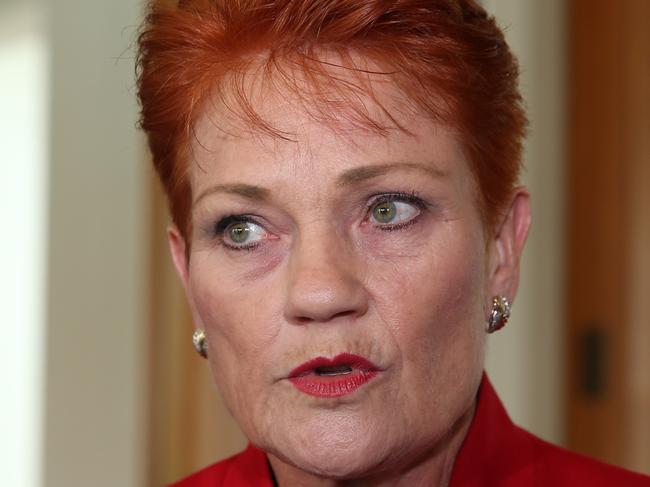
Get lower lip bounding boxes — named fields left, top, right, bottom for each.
left=289, top=370, right=379, bottom=398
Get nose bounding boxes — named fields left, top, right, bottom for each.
left=283, top=230, right=369, bottom=325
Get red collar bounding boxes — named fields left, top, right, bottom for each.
left=448, top=373, right=534, bottom=485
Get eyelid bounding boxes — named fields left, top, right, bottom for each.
left=366, top=191, right=426, bottom=212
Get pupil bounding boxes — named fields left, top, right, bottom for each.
left=374, top=202, right=395, bottom=223
left=230, top=224, right=249, bottom=243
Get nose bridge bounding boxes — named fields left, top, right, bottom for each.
left=283, top=221, right=368, bottom=324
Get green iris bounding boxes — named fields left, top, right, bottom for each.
left=373, top=201, right=397, bottom=223
left=229, top=223, right=251, bottom=243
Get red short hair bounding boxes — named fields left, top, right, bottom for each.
left=137, top=0, right=526, bottom=241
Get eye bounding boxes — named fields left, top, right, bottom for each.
left=215, top=216, right=268, bottom=250
left=368, top=193, right=423, bottom=229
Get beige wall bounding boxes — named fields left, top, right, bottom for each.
left=482, top=0, right=567, bottom=445
left=43, top=0, right=148, bottom=486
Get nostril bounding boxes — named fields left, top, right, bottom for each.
left=331, top=309, right=359, bottom=320
left=292, top=307, right=363, bottom=325
left=294, top=316, right=312, bottom=325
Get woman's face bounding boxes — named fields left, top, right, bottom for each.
left=170, top=75, right=527, bottom=479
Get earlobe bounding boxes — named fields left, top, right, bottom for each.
left=167, top=225, right=190, bottom=290
left=489, top=187, right=532, bottom=301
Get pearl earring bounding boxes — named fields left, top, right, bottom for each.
left=192, top=329, right=208, bottom=358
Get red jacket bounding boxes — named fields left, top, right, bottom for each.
left=171, top=375, right=650, bottom=486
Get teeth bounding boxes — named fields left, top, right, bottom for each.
left=315, top=365, right=353, bottom=376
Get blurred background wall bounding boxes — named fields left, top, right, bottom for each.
left=43, top=0, right=148, bottom=486
left=1, top=0, right=147, bottom=486
left=0, top=1, right=647, bottom=486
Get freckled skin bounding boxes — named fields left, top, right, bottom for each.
left=169, top=65, right=530, bottom=486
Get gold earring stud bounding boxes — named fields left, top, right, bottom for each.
left=192, top=329, right=208, bottom=358
left=487, top=295, right=511, bottom=333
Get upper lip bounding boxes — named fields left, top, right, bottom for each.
left=288, top=353, right=381, bottom=378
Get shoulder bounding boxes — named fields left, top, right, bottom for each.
left=169, top=456, right=232, bottom=487
left=513, top=425, right=650, bottom=486
left=451, top=374, right=650, bottom=486
left=168, top=444, right=275, bottom=487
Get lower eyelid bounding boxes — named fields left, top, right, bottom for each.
left=223, top=241, right=262, bottom=252
left=376, top=216, right=420, bottom=231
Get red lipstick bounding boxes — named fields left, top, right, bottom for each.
left=288, top=353, right=380, bottom=398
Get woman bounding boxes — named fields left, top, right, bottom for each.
left=136, top=1, right=650, bottom=485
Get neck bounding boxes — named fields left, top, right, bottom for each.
left=268, top=400, right=476, bottom=487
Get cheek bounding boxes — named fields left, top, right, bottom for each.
left=374, top=225, right=486, bottom=343
left=376, top=232, right=487, bottom=438
left=190, top=255, right=279, bottom=346
left=188, top=257, right=282, bottom=399
left=370, top=224, right=487, bottom=405
left=187, top=262, right=296, bottom=445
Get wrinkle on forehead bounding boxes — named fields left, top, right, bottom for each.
left=189, top=48, right=435, bottom=156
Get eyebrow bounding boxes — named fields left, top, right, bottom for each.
left=335, top=162, right=448, bottom=187
left=192, top=162, right=447, bottom=207
left=193, top=183, right=270, bottom=208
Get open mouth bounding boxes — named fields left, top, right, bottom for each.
left=288, top=353, right=380, bottom=398
left=314, top=364, right=353, bottom=376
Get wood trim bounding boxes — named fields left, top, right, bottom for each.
left=567, top=0, right=650, bottom=473
left=621, top=0, right=650, bottom=473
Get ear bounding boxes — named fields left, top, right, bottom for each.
left=167, top=224, right=191, bottom=292
left=168, top=226, right=209, bottom=340
left=487, top=187, right=531, bottom=303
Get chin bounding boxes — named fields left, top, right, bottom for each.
left=290, top=447, right=385, bottom=480
left=270, top=415, right=391, bottom=480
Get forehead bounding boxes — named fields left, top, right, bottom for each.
left=191, top=108, right=466, bottom=193
left=188, top=52, right=469, bottom=192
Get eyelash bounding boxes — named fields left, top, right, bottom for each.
left=213, top=190, right=426, bottom=252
